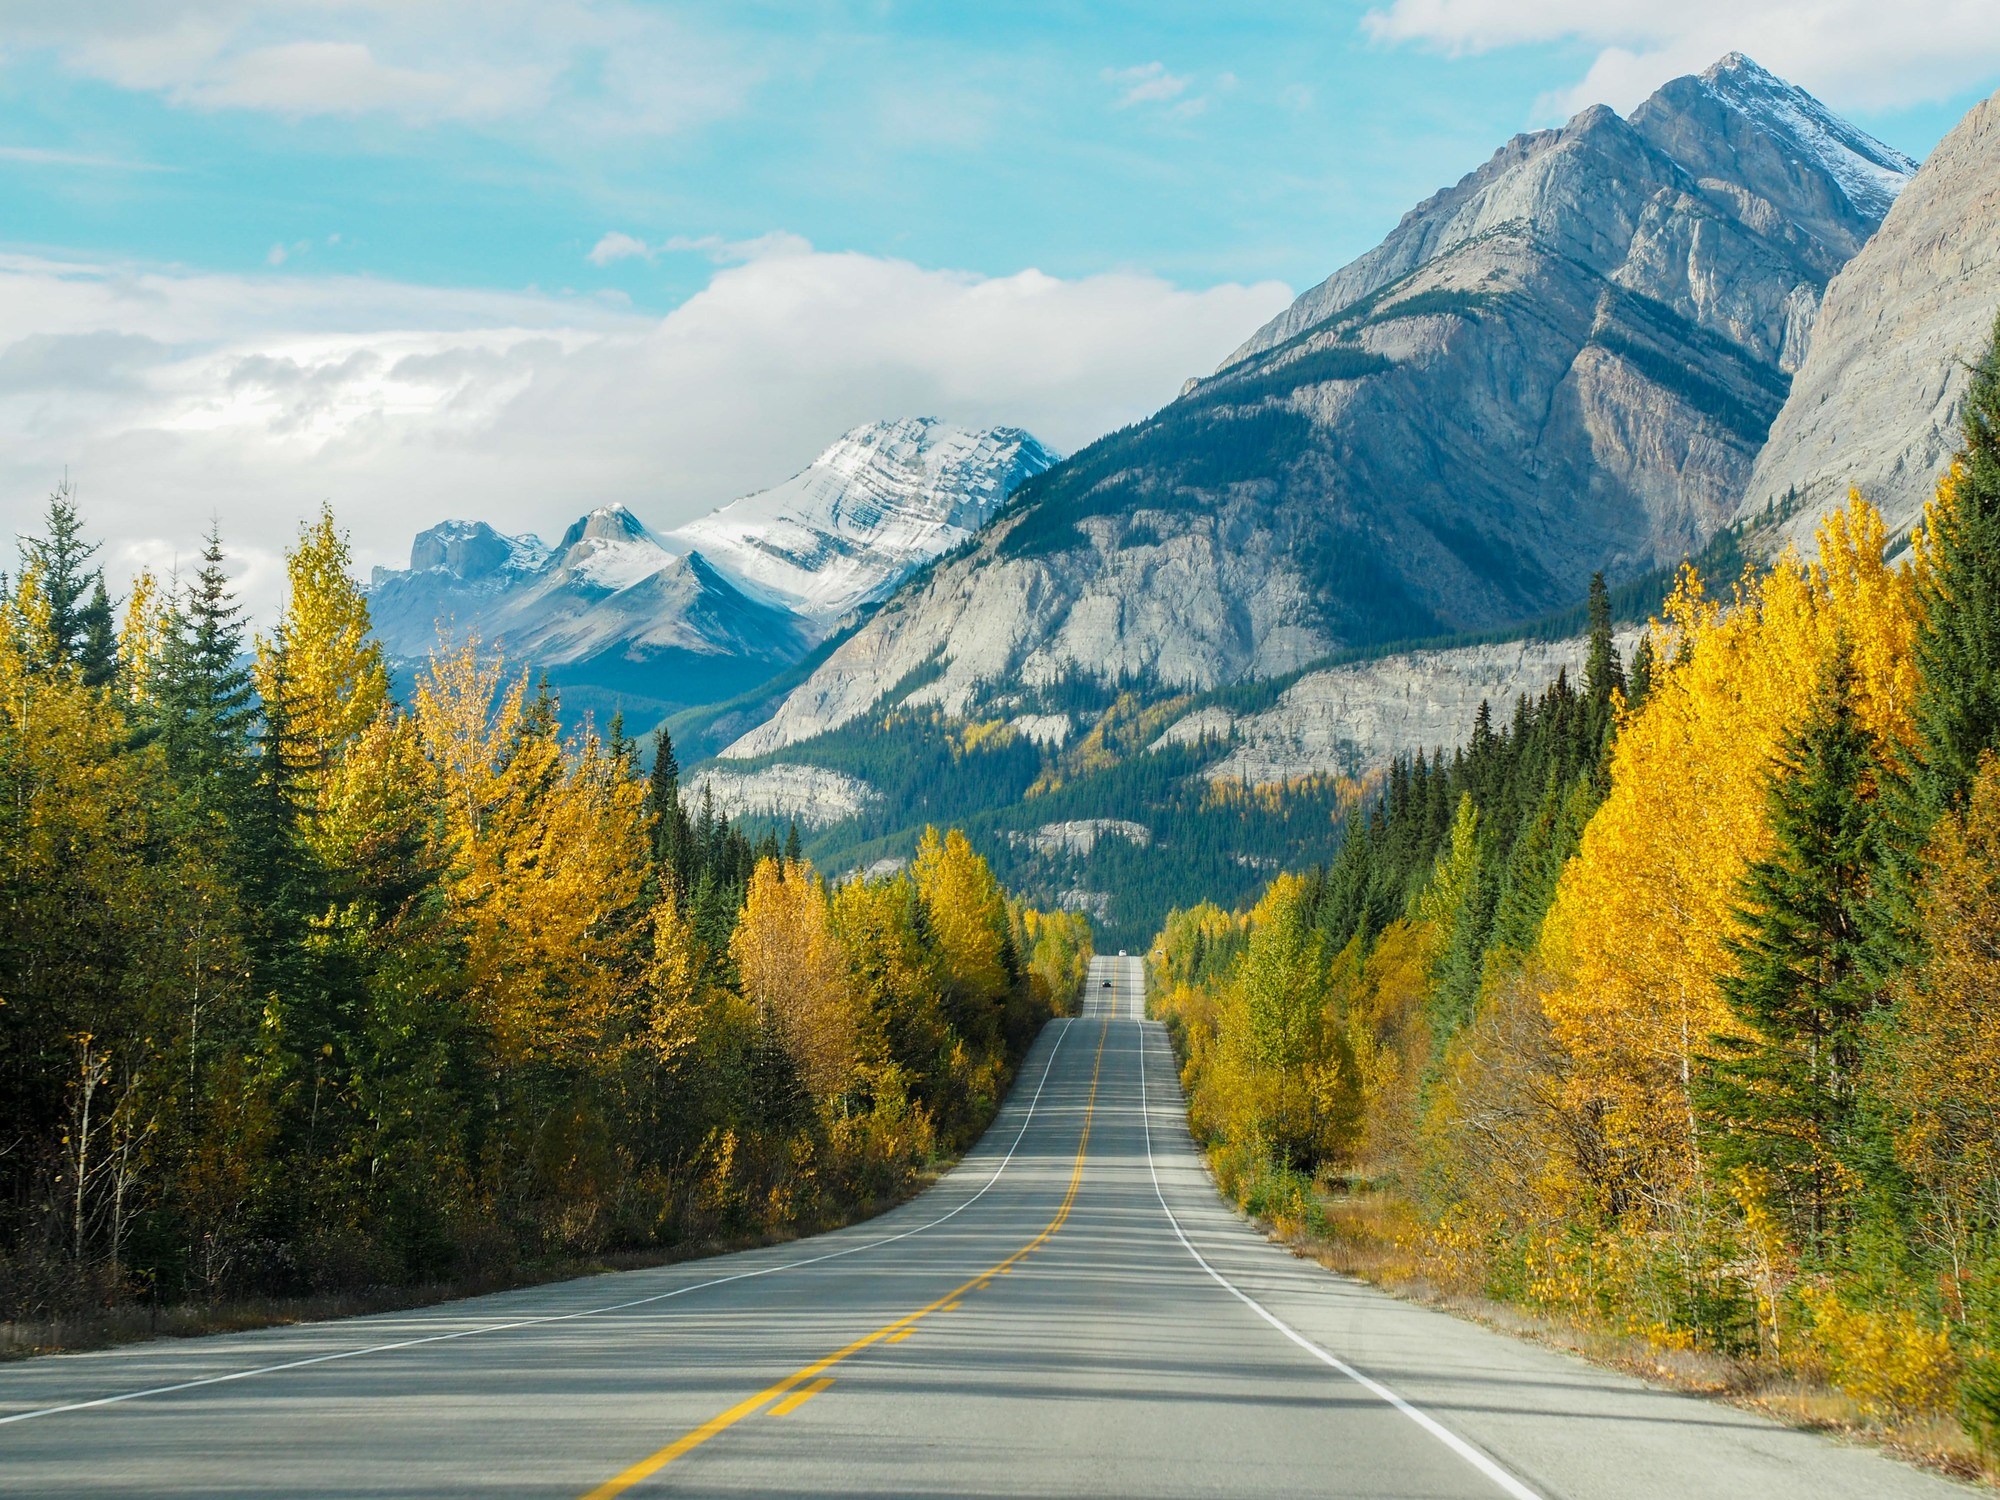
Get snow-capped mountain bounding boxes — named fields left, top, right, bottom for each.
left=670, top=418, right=1056, bottom=621
left=722, top=54, right=1913, bottom=759
left=1688, top=53, right=1918, bottom=222
left=366, top=419, right=1052, bottom=717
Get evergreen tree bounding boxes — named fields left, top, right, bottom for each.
left=154, top=526, right=258, bottom=804
left=1903, top=314, right=2000, bottom=821
left=1697, top=651, right=1878, bottom=1251
left=648, top=727, right=692, bottom=886
left=1627, top=632, right=1657, bottom=713
left=1873, top=314, right=2000, bottom=969
left=18, top=481, right=104, bottom=672
left=1584, top=571, right=1625, bottom=709
left=78, top=579, right=118, bottom=689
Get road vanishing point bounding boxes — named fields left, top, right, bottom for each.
left=0, top=957, right=1971, bottom=1498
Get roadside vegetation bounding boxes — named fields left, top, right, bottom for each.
left=1153, top=316, right=2000, bottom=1480
left=0, top=499, right=1091, bottom=1353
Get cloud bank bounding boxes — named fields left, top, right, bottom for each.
left=0, top=243, right=1290, bottom=618
left=1365, top=0, right=2000, bottom=116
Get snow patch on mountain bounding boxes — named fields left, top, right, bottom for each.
left=367, top=419, right=1053, bottom=691
left=669, top=418, right=1056, bottom=621
left=1695, top=53, right=1917, bottom=220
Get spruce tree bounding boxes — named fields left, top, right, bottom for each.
left=78, top=579, right=118, bottom=689
left=1872, top=313, right=2000, bottom=967
left=648, top=727, right=692, bottom=886
left=1697, top=650, right=1878, bottom=1251
left=1903, top=315, right=2000, bottom=819
left=1583, top=571, right=1625, bottom=709
left=19, top=481, right=104, bottom=671
left=155, top=527, right=258, bottom=804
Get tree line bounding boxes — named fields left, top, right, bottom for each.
left=1154, top=318, right=2000, bottom=1455
left=0, top=499, right=1091, bottom=1321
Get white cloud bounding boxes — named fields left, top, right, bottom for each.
left=16, top=2, right=751, bottom=133
left=1104, top=62, right=1192, bottom=109
left=0, top=246, right=1290, bottom=620
left=1364, top=0, right=2000, bottom=115
left=587, top=231, right=655, bottom=266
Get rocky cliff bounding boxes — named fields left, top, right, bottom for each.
left=724, top=55, right=1908, bottom=761
left=1737, top=87, right=2000, bottom=551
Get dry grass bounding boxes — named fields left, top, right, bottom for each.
left=0, top=1175, right=942, bottom=1365
left=1222, top=1175, right=2000, bottom=1490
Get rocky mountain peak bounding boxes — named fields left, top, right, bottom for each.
left=1738, top=83, right=2000, bottom=551
left=398, top=519, right=547, bottom=583
left=723, top=57, right=1908, bottom=762
left=559, top=504, right=655, bottom=550
left=1633, top=52, right=1916, bottom=239
left=669, top=417, right=1057, bottom=618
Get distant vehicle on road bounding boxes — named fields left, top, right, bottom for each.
left=1118, top=949, right=1126, bottom=957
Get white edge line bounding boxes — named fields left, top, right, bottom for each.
left=1135, top=1007, right=1546, bottom=1500
left=0, top=1013, right=1082, bottom=1429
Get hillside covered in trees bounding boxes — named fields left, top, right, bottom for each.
left=1154, top=318, right=2000, bottom=1463
left=0, top=500, right=1090, bottom=1327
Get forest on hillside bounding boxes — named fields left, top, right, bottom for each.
left=0, top=502, right=1090, bottom=1327
left=1154, top=317, right=2000, bottom=1461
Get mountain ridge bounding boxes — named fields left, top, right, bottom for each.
left=721, top=54, right=1910, bottom=763
left=365, top=418, right=1054, bottom=718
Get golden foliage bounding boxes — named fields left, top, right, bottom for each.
left=734, top=858, right=858, bottom=1101
left=912, top=826, right=1010, bottom=1010
left=1538, top=496, right=1917, bottom=1201
left=1876, top=754, right=2000, bottom=1258
left=414, top=644, right=651, bottom=1066
left=254, top=503, right=390, bottom=818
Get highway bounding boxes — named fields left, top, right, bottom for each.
left=0, top=955, right=1970, bottom=1498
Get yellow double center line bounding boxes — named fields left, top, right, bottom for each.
left=581, top=1011, right=1113, bottom=1499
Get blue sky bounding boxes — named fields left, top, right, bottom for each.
left=7, top=3, right=1992, bottom=307
left=3, top=2, right=1998, bottom=611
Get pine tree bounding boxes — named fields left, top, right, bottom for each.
left=1697, top=650, right=1878, bottom=1250
left=155, top=526, right=258, bottom=805
left=1872, top=314, right=2000, bottom=969
left=78, top=580, right=118, bottom=689
left=1584, top=571, right=1625, bottom=709
left=18, top=481, right=104, bottom=672
left=1904, top=314, right=2000, bottom=821
left=648, top=728, right=693, bottom=888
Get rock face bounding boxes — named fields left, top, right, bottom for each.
left=726, top=56, right=1907, bottom=760
left=673, top=418, right=1056, bottom=622
left=1010, top=820, right=1153, bottom=857
left=1164, top=633, right=1641, bottom=788
left=684, top=764, right=882, bottom=830
left=1737, top=87, right=2000, bottom=551
left=367, top=418, right=1051, bottom=712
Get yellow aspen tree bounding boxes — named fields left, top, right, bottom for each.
left=733, top=857, right=857, bottom=1102
left=911, top=826, right=1010, bottom=1008
left=255, top=504, right=390, bottom=820
left=1538, top=496, right=1917, bottom=1206
left=414, top=647, right=650, bottom=1065
left=647, top=890, right=706, bottom=1071
left=117, top=569, right=166, bottom=708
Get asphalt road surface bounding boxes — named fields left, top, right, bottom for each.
left=0, top=955, right=1974, bottom=1498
